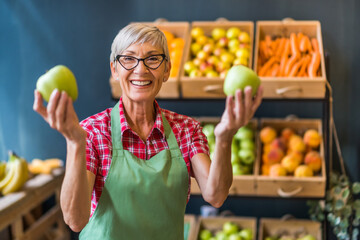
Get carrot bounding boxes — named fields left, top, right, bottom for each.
left=297, top=32, right=304, bottom=49
left=297, top=54, right=311, bottom=77
left=279, top=39, right=290, bottom=76
left=269, top=63, right=280, bottom=77
left=299, top=35, right=311, bottom=53
left=271, top=38, right=280, bottom=55
left=311, top=38, right=319, bottom=53
left=290, top=33, right=300, bottom=56
left=265, top=35, right=273, bottom=56
left=275, top=38, right=286, bottom=59
left=308, top=52, right=321, bottom=78
left=289, top=58, right=304, bottom=77
left=259, top=57, right=277, bottom=76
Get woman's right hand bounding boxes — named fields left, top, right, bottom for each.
left=33, top=89, right=87, bottom=145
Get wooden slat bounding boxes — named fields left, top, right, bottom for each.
left=21, top=205, right=62, bottom=240
left=0, top=168, right=64, bottom=231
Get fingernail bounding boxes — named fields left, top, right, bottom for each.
left=245, top=86, right=252, bottom=92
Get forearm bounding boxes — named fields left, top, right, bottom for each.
left=204, top=139, right=233, bottom=207
left=60, top=140, right=91, bottom=232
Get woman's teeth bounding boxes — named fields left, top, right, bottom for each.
left=131, top=80, right=151, bottom=86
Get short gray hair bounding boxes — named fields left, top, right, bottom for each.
left=110, top=23, right=170, bottom=66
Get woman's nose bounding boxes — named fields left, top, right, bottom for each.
left=133, top=60, right=149, bottom=73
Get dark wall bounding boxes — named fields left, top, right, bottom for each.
left=0, top=0, right=359, bottom=233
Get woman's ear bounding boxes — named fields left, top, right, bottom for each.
left=110, top=61, right=119, bottom=82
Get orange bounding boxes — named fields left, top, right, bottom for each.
left=170, top=38, right=185, bottom=50
left=161, top=30, right=174, bottom=43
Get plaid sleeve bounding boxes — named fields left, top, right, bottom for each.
left=80, top=120, right=99, bottom=175
left=189, top=122, right=210, bottom=160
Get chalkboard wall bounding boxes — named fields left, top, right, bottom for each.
left=1, top=0, right=359, bottom=238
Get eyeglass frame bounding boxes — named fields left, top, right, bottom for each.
left=115, top=54, right=167, bottom=71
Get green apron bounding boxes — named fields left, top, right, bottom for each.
left=79, top=102, right=189, bottom=240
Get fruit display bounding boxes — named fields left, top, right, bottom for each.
left=257, top=33, right=321, bottom=78
left=259, top=125, right=322, bottom=178
left=198, top=221, right=253, bottom=240
left=28, top=158, right=64, bottom=175
left=184, top=26, right=252, bottom=78
left=161, top=29, right=185, bottom=78
left=0, top=151, right=29, bottom=196
left=265, top=233, right=317, bottom=240
left=202, top=122, right=256, bottom=176
left=36, top=65, right=78, bottom=102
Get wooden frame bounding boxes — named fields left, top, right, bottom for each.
left=180, top=20, right=254, bottom=98
left=258, top=218, right=322, bottom=240
left=254, top=20, right=327, bottom=99
left=184, top=214, right=197, bottom=240
left=194, top=216, right=257, bottom=240
left=256, top=118, right=326, bottom=198
left=190, top=117, right=258, bottom=196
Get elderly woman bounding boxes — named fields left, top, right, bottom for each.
left=33, top=23, right=263, bottom=239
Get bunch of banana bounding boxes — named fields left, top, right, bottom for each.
left=0, top=151, right=29, bottom=196
left=28, top=158, right=63, bottom=175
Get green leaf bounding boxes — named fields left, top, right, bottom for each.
left=330, top=173, right=339, bottom=186
left=334, top=216, right=341, bottom=225
left=335, top=199, right=345, bottom=210
left=356, top=209, right=360, bottom=219
left=339, top=219, right=349, bottom=229
left=334, top=186, right=343, bottom=195
left=318, top=213, right=325, bottom=221
left=352, top=228, right=359, bottom=240
left=342, top=205, right=352, bottom=218
left=353, top=182, right=360, bottom=194
left=353, top=218, right=360, bottom=227
left=342, top=188, right=350, bottom=199
left=326, top=191, right=334, bottom=201
left=327, top=213, right=335, bottom=223
left=339, top=175, right=349, bottom=186
left=325, top=203, right=333, bottom=212
left=354, top=199, right=360, bottom=210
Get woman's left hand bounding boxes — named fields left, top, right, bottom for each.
left=214, top=85, right=263, bottom=142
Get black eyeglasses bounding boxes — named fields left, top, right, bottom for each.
left=115, top=54, right=167, bottom=70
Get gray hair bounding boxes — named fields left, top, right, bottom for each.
left=110, top=23, right=170, bottom=68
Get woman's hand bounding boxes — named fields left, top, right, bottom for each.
left=33, top=89, right=86, bottom=144
left=214, top=85, right=263, bottom=142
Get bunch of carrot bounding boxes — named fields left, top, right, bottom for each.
left=258, top=33, right=321, bottom=78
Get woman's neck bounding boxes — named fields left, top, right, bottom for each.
left=121, top=97, right=156, bottom=141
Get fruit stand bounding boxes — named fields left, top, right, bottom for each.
left=0, top=168, right=69, bottom=240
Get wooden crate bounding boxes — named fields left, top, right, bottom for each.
left=258, top=218, right=322, bottom=240
left=254, top=20, right=327, bottom=99
left=0, top=168, right=69, bottom=240
left=184, top=214, right=197, bottom=240
left=109, top=21, right=190, bottom=99
left=255, top=118, right=326, bottom=198
left=190, top=117, right=258, bottom=196
left=194, top=216, right=257, bottom=240
left=180, top=20, right=254, bottom=98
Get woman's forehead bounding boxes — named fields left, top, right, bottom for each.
left=124, top=41, right=162, bottom=54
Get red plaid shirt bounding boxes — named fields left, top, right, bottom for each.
left=80, top=98, right=209, bottom=217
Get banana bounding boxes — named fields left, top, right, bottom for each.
left=0, top=162, right=6, bottom=180
left=1, top=157, right=29, bottom=195
left=0, top=161, right=15, bottom=191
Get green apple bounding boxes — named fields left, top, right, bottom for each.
left=215, top=231, right=228, bottom=240
left=36, top=65, right=78, bottom=102
left=238, top=149, right=255, bottom=165
left=297, top=235, right=316, bottom=240
left=223, top=222, right=238, bottom=235
left=231, top=152, right=240, bottom=165
left=232, top=163, right=250, bottom=175
left=226, top=27, right=241, bottom=39
left=238, top=228, right=253, bottom=240
left=184, top=61, right=197, bottom=75
left=202, top=124, right=215, bottom=138
left=223, top=65, right=261, bottom=97
left=234, top=126, right=254, bottom=140
left=228, top=233, right=242, bottom=240
left=240, top=139, right=255, bottom=151
left=199, top=229, right=212, bottom=240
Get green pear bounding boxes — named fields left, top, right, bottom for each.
left=36, top=65, right=78, bottom=102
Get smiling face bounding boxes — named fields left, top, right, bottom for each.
left=111, top=42, right=171, bottom=103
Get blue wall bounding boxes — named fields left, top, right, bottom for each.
left=0, top=0, right=359, bottom=233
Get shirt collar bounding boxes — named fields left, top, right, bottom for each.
left=118, top=97, right=165, bottom=139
